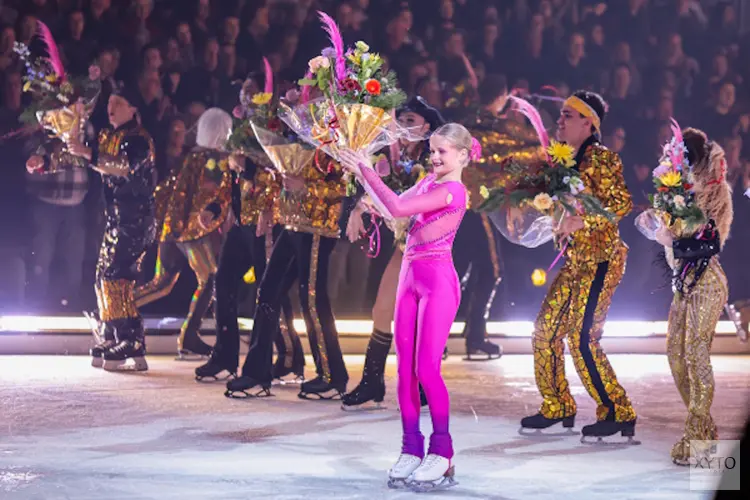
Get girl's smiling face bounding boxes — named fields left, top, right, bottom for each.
left=429, top=135, right=466, bottom=177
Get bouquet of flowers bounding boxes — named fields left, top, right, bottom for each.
left=635, top=119, right=705, bottom=240
left=278, top=11, right=408, bottom=195
left=225, top=57, right=278, bottom=168
left=14, top=22, right=100, bottom=145
left=477, top=96, right=612, bottom=248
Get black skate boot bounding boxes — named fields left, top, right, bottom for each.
left=581, top=418, right=639, bottom=445
left=465, top=339, right=502, bottom=361
left=176, top=332, right=213, bottom=361
left=341, top=329, right=391, bottom=411
left=298, top=376, right=346, bottom=401
left=272, top=332, right=305, bottom=385
left=89, top=314, right=115, bottom=369
left=519, top=413, right=576, bottom=436
left=225, top=375, right=273, bottom=399
left=102, top=319, right=148, bottom=372
left=195, top=357, right=237, bottom=382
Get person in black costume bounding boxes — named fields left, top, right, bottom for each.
left=225, top=151, right=350, bottom=400
left=66, top=85, right=157, bottom=371
left=194, top=152, right=304, bottom=383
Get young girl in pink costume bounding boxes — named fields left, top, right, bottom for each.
left=339, top=123, right=479, bottom=492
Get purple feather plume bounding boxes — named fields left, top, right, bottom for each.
left=262, top=57, right=273, bottom=95
left=317, top=11, right=346, bottom=83
left=509, top=95, right=549, bottom=151
left=36, top=21, right=65, bottom=82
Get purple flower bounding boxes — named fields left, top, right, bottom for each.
left=652, top=162, right=672, bottom=178
left=232, top=106, right=244, bottom=119
left=322, top=47, right=336, bottom=58
left=285, top=88, right=300, bottom=103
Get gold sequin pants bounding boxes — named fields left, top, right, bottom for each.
left=533, top=244, right=636, bottom=422
left=134, top=232, right=221, bottom=350
left=667, top=259, right=727, bottom=463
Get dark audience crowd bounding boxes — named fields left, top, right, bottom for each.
left=0, top=0, right=748, bottom=323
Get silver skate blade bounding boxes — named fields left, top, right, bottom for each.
left=518, top=427, right=579, bottom=437
left=224, top=387, right=273, bottom=399
left=175, top=352, right=209, bottom=362
left=272, top=375, right=305, bottom=386
left=340, top=401, right=386, bottom=412
left=91, top=357, right=103, bottom=368
left=195, top=371, right=236, bottom=383
left=102, top=357, right=148, bottom=372
left=387, top=477, right=409, bottom=489
left=580, top=435, right=641, bottom=446
left=408, top=467, right=458, bottom=493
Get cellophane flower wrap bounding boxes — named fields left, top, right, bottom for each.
left=635, top=118, right=706, bottom=241
left=279, top=11, right=408, bottom=198
left=15, top=22, right=100, bottom=147
left=477, top=96, right=612, bottom=248
left=226, top=57, right=277, bottom=169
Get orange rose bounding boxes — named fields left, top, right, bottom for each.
left=365, top=79, right=381, bottom=95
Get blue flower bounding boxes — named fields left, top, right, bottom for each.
left=321, top=47, right=335, bottom=58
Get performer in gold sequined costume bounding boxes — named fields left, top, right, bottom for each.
left=520, top=91, right=638, bottom=439
left=225, top=150, right=350, bottom=399
left=67, top=86, right=157, bottom=372
left=134, top=108, right=233, bottom=359
left=651, top=128, right=733, bottom=465
left=450, top=75, right=547, bottom=360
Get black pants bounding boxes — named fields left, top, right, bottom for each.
left=210, top=224, right=296, bottom=371
left=241, top=230, right=348, bottom=385
left=452, top=212, right=503, bottom=345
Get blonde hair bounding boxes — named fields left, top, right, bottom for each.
left=432, top=122, right=473, bottom=165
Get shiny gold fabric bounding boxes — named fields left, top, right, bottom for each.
left=153, top=174, right=178, bottom=241
left=98, top=279, right=139, bottom=322
left=98, top=126, right=156, bottom=162
left=566, top=145, right=633, bottom=267
left=308, top=234, right=331, bottom=381
left=667, top=259, right=727, bottom=463
left=162, top=150, right=231, bottom=242
left=240, top=168, right=282, bottom=226
left=532, top=143, right=635, bottom=423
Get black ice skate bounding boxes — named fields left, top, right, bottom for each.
left=519, top=413, right=577, bottom=436
left=298, top=376, right=346, bottom=401
left=176, top=333, right=212, bottom=361
left=85, top=310, right=115, bottom=368
left=224, top=376, right=273, bottom=399
left=271, top=360, right=305, bottom=386
left=581, top=419, right=639, bottom=445
left=90, top=339, right=115, bottom=368
left=341, top=378, right=385, bottom=411
left=464, top=339, right=502, bottom=361
left=194, top=358, right=236, bottom=382
left=102, top=339, right=148, bottom=372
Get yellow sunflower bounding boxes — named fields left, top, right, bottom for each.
left=546, top=140, right=575, bottom=167
left=206, top=158, right=217, bottom=171
left=659, top=170, right=682, bottom=188
left=479, top=185, right=490, bottom=199
left=251, top=92, right=273, bottom=106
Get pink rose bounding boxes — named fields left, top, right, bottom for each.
left=232, top=106, right=244, bottom=119
left=88, top=65, right=101, bottom=81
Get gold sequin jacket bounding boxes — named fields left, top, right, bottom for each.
left=161, top=149, right=232, bottom=242
left=566, top=138, right=633, bottom=267
left=239, top=166, right=281, bottom=227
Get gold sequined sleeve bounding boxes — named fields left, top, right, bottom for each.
left=240, top=168, right=282, bottom=226
left=569, top=146, right=632, bottom=265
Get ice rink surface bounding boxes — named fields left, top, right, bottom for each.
left=1, top=354, right=747, bottom=500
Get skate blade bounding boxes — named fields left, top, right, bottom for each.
left=463, top=353, right=502, bottom=362
left=272, top=375, right=305, bottom=386
left=580, top=435, right=641, bottom=446
left=387, top=477, right=409, bottom=489
left=408, top=467, right=458, bottom=493
left=518, top=427, right=579, bottom=437
left=195, top=371, right=236, bottom=383
left=298, top=390, right=343, bottom=401
left=340, top=401, right=386, bottom=412
left=91, top=357, right=103, bottom=368
left=102, top=357, right=148, bottom=372
left=224, top=387, right=273, bottom=399
left=175, top=352, right=210, bottom=362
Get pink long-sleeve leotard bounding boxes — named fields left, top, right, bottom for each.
left=359, top=165, right=466, bottom=459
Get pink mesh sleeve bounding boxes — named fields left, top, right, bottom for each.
left=360, top=165, right=455, bottom=218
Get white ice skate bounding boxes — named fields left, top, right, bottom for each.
left=387, top=453, right=422, bottom=489
left=408, top=454, right=457, bottom=493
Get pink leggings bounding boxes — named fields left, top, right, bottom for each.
left=395, top=258, right=460, bottom=459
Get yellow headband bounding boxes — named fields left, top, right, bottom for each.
left=564, top=96, right=601, bottom=134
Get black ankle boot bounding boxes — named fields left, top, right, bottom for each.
left=520, top=413, right=576, bottom=429
left=342, top=330, right=392, bottom=409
